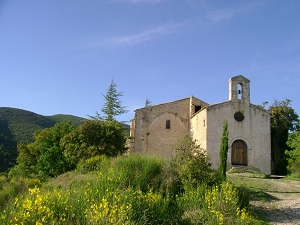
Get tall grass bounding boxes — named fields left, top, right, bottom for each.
left=0, top=154, right=258, bottom=225
left=0, top=175, right=41, bottom=209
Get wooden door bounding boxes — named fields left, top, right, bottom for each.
left=231, top=140, right=247, bottom=166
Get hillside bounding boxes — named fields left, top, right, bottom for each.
left=0, top=107, right=86, bottom=172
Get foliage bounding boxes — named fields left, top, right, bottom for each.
left=15, top=122, right=76, bottom=178
left=91, top=78, right=128, bottom=121
left=269, top=99, right=298, bottom=132
left=114, top=154, right=165, bottom=193
left=285, top=121, right=300, bottom=176
left=76, top=155, right=110, bottom=173
left=0, top=175, right=41, bottom=210
left=0, top=155, right=182, bottom=225
left=62, top=120, right=127, bottom=166
left=145, top=98, right=152, bottom=107
left=0, top=154, right=258, bottom=225
left=0, top=107, right=85, bottom=173
left=48, top=114, right=85, bottom=126
left=10, top=144, right=38, bottom=178
left=180, top=182, right=251, bottom=225
left=0, top=119, right=18, bottom=172
left=267, top=99, right=299, bottom=175
left=172, top=135, right=220, bottom=187
left=0, top=155, right=253, bottom=225
left=219, top=120, right=229, bottom=180
left=0, top=144, right=14, bottom=173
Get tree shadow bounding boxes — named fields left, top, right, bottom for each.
left=252, top=206, right=300, bottom=224
left=248, top=187, right=300, bottom=224
left=0, top=119, right=17, bottom=172
left=249, top=189, right=279, bottom=201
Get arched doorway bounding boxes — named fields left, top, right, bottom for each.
left=231, top=140, right=247, bottom=166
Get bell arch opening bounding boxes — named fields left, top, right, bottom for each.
left=237, top=83, right=242, bottom=99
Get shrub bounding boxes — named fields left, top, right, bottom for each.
left=0, top=176, right=41, bottom=210
left=62, top=120, right=127, bottom=166
left=286, top=121, right=300, bottom=177
left=172, top=135, right=221, bottom=187
left=114, top=154, right=165, bottom=192
left=15, top=122, right=76, bottom=178
left=0, top=175, right=6, bottom=189
left=181, top=182, right=252, bottom=225
left=77, top=155, right=110, bottom=173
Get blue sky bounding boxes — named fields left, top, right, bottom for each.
left=0, top=0, right=299, bottom=122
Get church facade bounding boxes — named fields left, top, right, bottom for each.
left=130, top=75, right=271, bottom=174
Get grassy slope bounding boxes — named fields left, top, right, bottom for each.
left=0, top=156, right=261, bottom=225
left=0, top=107, right=86, bottom=172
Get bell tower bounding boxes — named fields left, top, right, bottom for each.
left=229, top=75, right=250, bottom=104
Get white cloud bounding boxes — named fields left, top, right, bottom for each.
left=107, top=22, right=185, bottom=46
left=195, top=0, right=259, bottom=23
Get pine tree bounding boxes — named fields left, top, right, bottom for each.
left=91, top=79, right=128, bottom=121
left=219, top=120, right=229, bottom=180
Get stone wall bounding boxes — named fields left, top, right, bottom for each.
left=132, top=98, right=190, bottom=158
left=132, top=97, right=208, bottom=158
left=191, top=108, right=207, bottom=151
left=197, top=100, right=271, bottom=174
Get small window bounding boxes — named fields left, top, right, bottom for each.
left=166, top=120, right=171, bottom=129
left=203, top=120, right=206, bottom=126
left=195, top=105, right=202, bottom=113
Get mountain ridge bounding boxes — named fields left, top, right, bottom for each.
left=0, top=107, right=86, bottom=172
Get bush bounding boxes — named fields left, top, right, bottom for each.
left=286, top=122, right=300, bottom=176
left=181, top=182, right=252, bottom=225
left=62, top=120, right=127, bottom=166
left=15, top=122, right=76, bottom=178
left=76, top=155, right=110, bottom=173
left=172, top=135, right=221, bottom=187
left=114, top=154, right=165, bottom=193
left=0, top=175, right=6, bottom=189
left=0, top=176, right=41, bottom=209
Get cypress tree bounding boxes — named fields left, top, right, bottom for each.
left=219, top=120, right=229, bottom=180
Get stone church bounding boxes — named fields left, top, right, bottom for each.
left=130, top=75, right=271, bottom=174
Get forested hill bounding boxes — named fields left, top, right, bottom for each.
left=0, top=107, right=86, bottom=172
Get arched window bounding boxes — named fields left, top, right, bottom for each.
left=231, top=140, right=247, bottom=166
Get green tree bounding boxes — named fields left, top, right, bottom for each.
left=172, top=135, right=219, bottom=187
left=14, top=143, right=38, bottom=176
left=92, top=79, right=128, bottom=121
left=219, top=120, right=229, bottom=180
left=267, top=99, right=298, bottom=175
left=285, top=121, right=300, bottom=177
left=0, top=144, right=11, bottom=172
left=14, top=122, right=76, bottom=177
left=62, top=120, right=127, bottom=166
